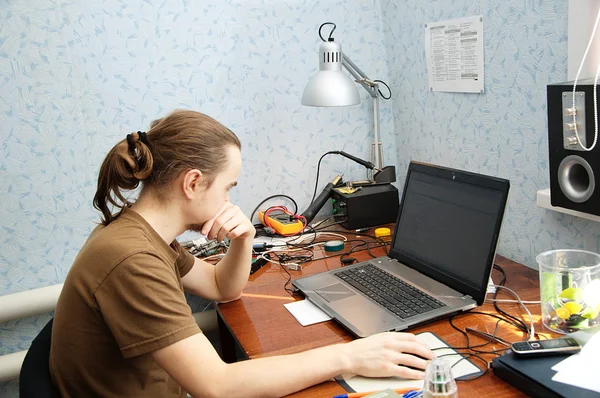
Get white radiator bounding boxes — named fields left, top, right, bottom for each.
left=0, top=284, right=216, bottom=382
left=0, top=284, right=63, bottom=382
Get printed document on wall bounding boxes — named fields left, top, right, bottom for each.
left=425, top=15, right=484, bottom=93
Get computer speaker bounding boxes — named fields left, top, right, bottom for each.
left=547, top=81, right=600, bottom=216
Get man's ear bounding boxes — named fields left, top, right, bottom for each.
left=182, top=169, right=203, bottom=200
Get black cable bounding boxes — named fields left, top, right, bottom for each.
left=339, top=240, right=370, bottom=264
left=425, top=351, right=488, bottom=381
left=285, top=225, right=319, bottom=249
left=450, top=311, right=528, bottom=340
left=313, top=228, right=391, bottom=255
left=364, top=241, right=378, bottom=258
left=311, top=219, right=348, bottom=231
left=314, top=240, right=387, bottom=262
left=267, top=248, right=314, bottom=296
left=310, top=215, right=339, bottom=229
left=277, top=258, right=299, bottom=296
left=446, top=311, right=527, bottom=365
left=274, top=250, right=314, bottom=265
left=378, top=236, right=391, bottom=255
left=249, top=194, right=299, bottom=224
left=373, top=79, right=392, bottom=100
left=314, top=229, right=381, bottom=240
left=310, top=152, right=337, bottom=205
left=448, top=353, right=490, bottom=381
left=491, top=264, right=531, bottom=337
left=422, top=311, right=524, bottom=380
left=318, top=22, right=336, bottom=42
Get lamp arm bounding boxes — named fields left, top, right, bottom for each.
left=341, top=53, right=383, bottom=170
left=341, top=53, right=377, bottom=97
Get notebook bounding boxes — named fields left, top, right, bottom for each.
left=293, top=161, right=510, bottom=337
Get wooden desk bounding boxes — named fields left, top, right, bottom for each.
left=217, top=243, right=557, bottom=397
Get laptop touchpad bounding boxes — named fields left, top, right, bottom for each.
left=315, top=283, right=356, bottom=302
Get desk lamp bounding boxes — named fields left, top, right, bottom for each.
left=302, top=22, right=396, bottom=184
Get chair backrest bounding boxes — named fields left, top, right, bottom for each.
left=19, top=318, right=57, bottom=398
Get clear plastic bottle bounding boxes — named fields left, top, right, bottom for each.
left=421, top=358, right=458, bottom=398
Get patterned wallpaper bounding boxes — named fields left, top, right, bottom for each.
left=383, top=0, right=600, bottom=268
left=2, top=0, right=600, bottom=394
left=0, top=0, right=392, bottom=393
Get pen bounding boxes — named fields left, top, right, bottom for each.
left=333, top=387, right=416, bottom=398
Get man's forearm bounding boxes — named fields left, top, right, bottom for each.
left=214, top=237, right=253, bottom=300
left=220, top=343, right=349, bottom=398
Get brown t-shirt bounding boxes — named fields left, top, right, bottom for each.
left=49, top=208, right=200, bottom=397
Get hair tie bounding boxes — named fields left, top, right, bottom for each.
left=126, top=133, right=135, bottom=151
left=137, top=131, right=148, bottom=145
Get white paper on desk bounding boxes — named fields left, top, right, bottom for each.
left=284, top=300, right=332, bottom=326
left=551, top=332, right=600, bottom=393
left=338, top=332, right=482, bottom=393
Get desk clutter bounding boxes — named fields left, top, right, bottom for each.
left=207, top=161, right=599, bottom=397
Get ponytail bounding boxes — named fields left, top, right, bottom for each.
left=93, top=131, right=153, bottom=225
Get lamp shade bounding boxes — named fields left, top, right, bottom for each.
left=302, top=40, right=360, bottom=107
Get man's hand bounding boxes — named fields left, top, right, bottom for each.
left=201, top=203, right=255, bottom=242
left=343, top=332, right=436, bottom=379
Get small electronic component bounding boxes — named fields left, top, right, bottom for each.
left=185, top=238, right=223, bottom=257
left=188, top=240, right=224, bottom=257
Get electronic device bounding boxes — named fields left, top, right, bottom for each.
left=300, top=151, right=397, bottom=226
left=293, top=161, right=510, bottom=337
left=331, top=183, right=399, bottom=229
left=258, top=208, right=305, bottom=236
left=492, top=349, right=598, bottom=398
left=510, top=338, right=581, bottom=357
left=547, top=80, right=600, bottom=216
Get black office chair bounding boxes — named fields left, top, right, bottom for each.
left=19, top=318, right=58, bottom=398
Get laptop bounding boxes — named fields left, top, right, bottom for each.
left=293, top=161, right=510, bottom=337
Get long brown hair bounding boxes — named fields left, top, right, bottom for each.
left=93, top=110, right=241, bottom=225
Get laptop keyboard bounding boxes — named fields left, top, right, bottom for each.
left=334, top=263, right=446, bottom=319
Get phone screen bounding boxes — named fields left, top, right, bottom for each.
left=539, top=338, right=579, bottom=349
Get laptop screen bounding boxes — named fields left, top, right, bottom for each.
left=390, top=162, right=509, bottom=305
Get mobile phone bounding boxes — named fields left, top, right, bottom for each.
left=511, top=338, right=581, bottom=357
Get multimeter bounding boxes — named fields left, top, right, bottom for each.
left=258, top=209, right=305, bottom=236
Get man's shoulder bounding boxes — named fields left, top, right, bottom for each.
left=91, top=218, right=155, bottom=257
left=72, top=218, right=162, bottom=282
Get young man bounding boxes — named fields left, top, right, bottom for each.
left=50, top=110, right=435, bottom=397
